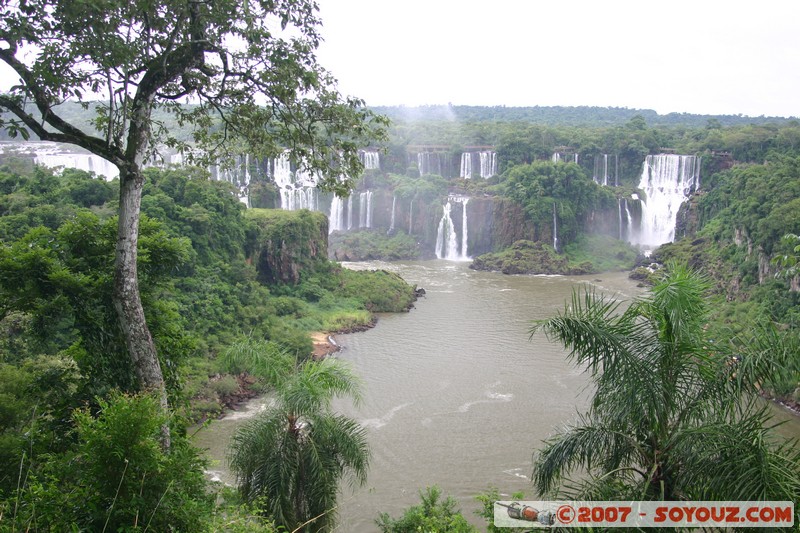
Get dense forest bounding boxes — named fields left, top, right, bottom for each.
left=0, top=0, right=798, bottom=528
left=2, top=105, right=799, bottom=530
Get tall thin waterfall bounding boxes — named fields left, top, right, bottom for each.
left=460, top=153, right=473, bottom=179
left=552, top=152, right=561, bottom=163
left=388, top=195, right=396, bottom=234
left=358, top=191, right=373, bottom=228
left=552, top=202, right=559, bottom=252
left=329, top=196, right=345, bottom=233
left=435, top=195, right=470, bottom=260
left=618, top=198, right=624, bottom=240
left=408, top=199, right=414, bottom=233
left=346, top=197, right=354, bottom=230
left=624, top=199, right=633, bottom=241
left=460, top=198, right=469, bottom=259
left=632, top=154, right=700, bottom=248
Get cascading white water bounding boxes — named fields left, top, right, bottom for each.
left=329, top=196, right=345, bottom=233
left=435, top=195, right=470, bottom=260
left=358, top=191, right=373, bottom=228
left=632, top=154, right=700, bottom=248
left=624, top=199, right=633, bottom=242
left=479, top=151, right=497, bottom=177
left=272, top=152, right=319, bottom=211
left=460, top=198, right=469, bottom=259
left=408, top=199, right=414, bottom=233
left=552, top=152, right=561, bottom=163
left=435, top=201, right=458, bottom=260
left=346, top=196, right=354, bottom=230
left=552, top=202, right=559, bottom=252
left=22, top=141, right=120, bottom=180
left=460, top=153, right=473, bottom=179
left=618, top=198, right=623, bottom=240
left=418, top=152, right=445, bottom=177
left=359, top=150, right=380, bottom=170
left=388, top=195, right=396, bottom=234
left=461, top=151, right=497, bottom=179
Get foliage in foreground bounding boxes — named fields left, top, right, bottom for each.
left=376, top=486, right=478, bottom=533
left=1, top=392, right=213, bottom=532
left=530, top=264, right=800, bottom=506
left=225, top=339, right=369, bottom=532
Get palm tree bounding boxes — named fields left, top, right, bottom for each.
left=529, top=263, right=800, bottom=502
left=225, top=339, right=369, bottom=532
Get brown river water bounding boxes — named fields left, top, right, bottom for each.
left=193, top=260, right=800, bottom=532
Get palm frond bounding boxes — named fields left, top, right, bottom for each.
left=532, top=417, right=647, bottom=497
left=220, top=337, right=295, bottom=387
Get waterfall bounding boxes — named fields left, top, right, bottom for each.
left=552, top=152, right=561, bottom=163
left=479, top=151, right=497, bottom=177
left=552, top=202, right=559, bottom=252
left=418, top=152, right=445, bottom=177
left=435, top=195, right=470, bottom=261
left=618, top=198, right=623, bottom=240
left=574, top=154, right=579, bottom=164
left=388, top=195, right=396, bottom=234
left=359, top=150, right=380, bottom=170
left=593, top=154, right=615, bottom=186
left=346, top=196, right=354, bottom=230
left=329, top=196, right=345, bottom=233
left=271, top=152, right=320, bottom=210
left=632, top=154, right=700, bottom=248
left=408, top=199, right=414, bottom=233
left=460, top=153, right=473, bottom=179
left=461, top=151, right=497, bottom=179
left=624, top=199, right=633, bottom=242
left=358, top=191, right=373, bottom=228
left=30, top=142, right=120, bottom=180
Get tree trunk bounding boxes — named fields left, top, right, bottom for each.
left=114, top=166, right=170, bottom=449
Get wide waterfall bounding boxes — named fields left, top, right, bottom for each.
left=435, top=195, right=470, bottom=260
left=460, top=151, right=497, bottom=179
left=632, top=154, right=700, bottom=248
left=4, top=141, right=122, bottom=180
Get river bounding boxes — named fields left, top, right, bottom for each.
left=192, top=260, right=800, bottom=532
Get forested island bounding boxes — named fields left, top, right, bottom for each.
left=1, top=1, right=799, bottom=531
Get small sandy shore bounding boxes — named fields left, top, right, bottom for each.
left=311, top=332, right=340, bottom=359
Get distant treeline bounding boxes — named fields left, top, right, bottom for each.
left=3, top=102, right=797, bottom=144
left=370, top=104, right=798, bottom=127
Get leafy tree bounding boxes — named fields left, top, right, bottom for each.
left=225, top=339, right=369, bottom=532
left=772, top=233, right=800, bottom=280
left=529, top=264, right=800, bottom=503
left=376, top=486, right=477, bottom=533
left=0, top=0, right=387, bottom=443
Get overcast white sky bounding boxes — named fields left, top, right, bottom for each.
left=316, top=0, right=800, bottom=117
